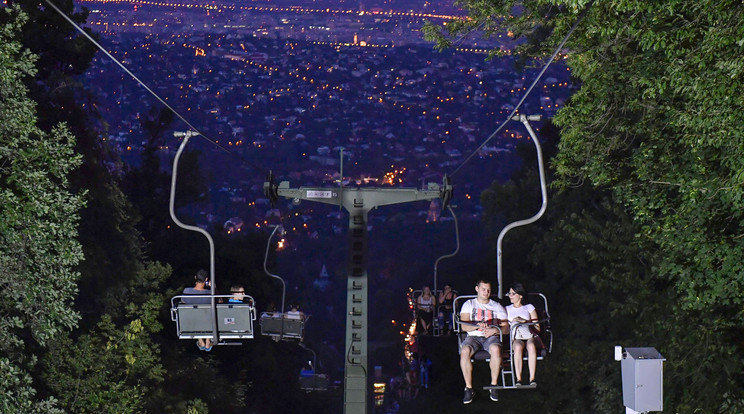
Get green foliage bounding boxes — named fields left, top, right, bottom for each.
left=0, top=357, right=63, bottom=414
left=185, top=399, right=209, bottom=414
left=427, top=1, right=744, bottom=410
left=0, top=6, right=84, bottom=412
left=43, top=262, right=170, bottom=414
left=6, top=0, right=146, bottom=326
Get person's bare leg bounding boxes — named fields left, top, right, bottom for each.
left=488, top=344, right=502, bottom=385
left=513, top=340, right=525, bottom=382
left=527, top=339, right=537, bottom=382
left=460, top=346, right=474, bottom=388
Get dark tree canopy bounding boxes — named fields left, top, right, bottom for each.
left=425, top=0, right=744, bottom=412
left=0, top=6, right=84, bottom=412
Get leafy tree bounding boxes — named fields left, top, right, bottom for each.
left=0, top=7, right=84, bottom=412
left=5, top=0, right=145, bottom=323
left=426, top=0, right=744, bottom=411
left=43, top=262, right=170, bottom=414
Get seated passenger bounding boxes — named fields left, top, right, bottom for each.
left=286, top=304, right=306, bottom=320
left=416, top=286, right=436, bottom=335
left=459, top=279, right=507, bottom=404
left=228, top=285, right=246, bottom=303
left=438, top=283, right=456, bottom=335
left=182, top=269, right=211, bottom=304
left=506, top=282, right=539, bottom=386
left=182, top=269, right=212, bottom=351
left=299, top=361, right=315, bottom=377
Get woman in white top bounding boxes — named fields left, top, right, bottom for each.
left=506, top=283, right=539, bottom=386
left=287, top=304, right=305, bottom=320
left=416, top=286, right=436, bottom=335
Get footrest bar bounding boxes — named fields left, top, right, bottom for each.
left=483, top=383, right=537, bottom=390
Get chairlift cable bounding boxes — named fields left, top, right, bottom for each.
left=450, top=21, right=486, bottom=48
left=448, top=3, right=592, bottom=178
left=43, top=0, right=267, bottom=174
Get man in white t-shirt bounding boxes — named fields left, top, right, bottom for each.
left=459, top=279, right=508, bottom=404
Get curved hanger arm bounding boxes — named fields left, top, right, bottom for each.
left=169, top=131, right=219, bottom=343
left=263, top=225, right=286, bottom=316
left=433, top=205, right=460, bottom=295
left=496, top=115, right=548, bottom=298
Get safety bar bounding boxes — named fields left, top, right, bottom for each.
left=170, top=294, right=256, bottom=319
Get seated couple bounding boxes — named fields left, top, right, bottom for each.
left=460, top=280, right=539, bottom=404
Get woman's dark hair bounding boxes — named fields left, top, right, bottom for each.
left=510, top=282, right=529, bottom=303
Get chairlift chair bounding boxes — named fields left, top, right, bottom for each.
left=449, top=114, right=552, bottom=390
left=453, top=294, right=552, bottom=390
left=168, top=131, right=258, bottom=346
left=432, top=204, right=460, bottom=336
left=298, top=343, right=330, bottom=392
left=259, top=224, right=307, bottom=341
left=409, top=287, right=459, bottom=336
left=171, top=294, right=257, bottom=340
left=259, top=312, right=306, bottom=341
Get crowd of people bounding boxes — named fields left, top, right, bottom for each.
left=386, top=353, right=433, bottom=411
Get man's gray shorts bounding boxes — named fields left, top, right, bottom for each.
left=462, top=335, right=501, bottom=354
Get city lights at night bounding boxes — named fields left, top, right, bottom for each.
left=4, top=0, right=739, bottom=412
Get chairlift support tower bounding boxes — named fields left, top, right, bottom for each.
left=265, top=177, right=451, bottom=414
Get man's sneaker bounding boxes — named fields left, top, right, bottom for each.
left=463, top=387, right=474, bottom=404
left=489, top=388, right=499, bottom=402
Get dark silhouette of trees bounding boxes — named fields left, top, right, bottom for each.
left=425, top=1, right=744, bottom=411
left=0, top=7, right=84, bottom=411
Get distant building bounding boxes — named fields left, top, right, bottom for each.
left=314, top=265, right=331, bottom=291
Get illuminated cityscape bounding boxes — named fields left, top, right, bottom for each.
left=74, top=4, right=573, bottom=403
left=79, top=0, right=573, bottom=235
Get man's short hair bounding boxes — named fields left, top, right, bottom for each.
left=195, top=269, right=208, bottom=282
left=475, top=278, right=491, bottom=287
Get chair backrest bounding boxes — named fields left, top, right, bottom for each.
left=412, top=289, right=459, bottom=303
left=171, top=295, right=257, bottom=340
left=299, top=373, right=329, bottom=391
left=259, top=312, right=305, bottom=340
left=525, top=293, right=552, bottom=355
